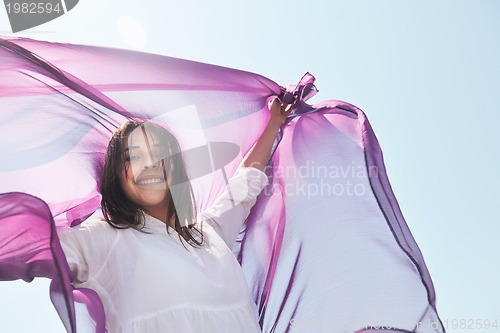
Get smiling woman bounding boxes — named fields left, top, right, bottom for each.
left=100, top=120, right=202, bottom=244
left=0, top=36, right=448, bottom=333
left=55, top=102, right=287, bottom=332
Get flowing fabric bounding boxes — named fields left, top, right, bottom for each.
left=0, top=36, right=445, bottom=333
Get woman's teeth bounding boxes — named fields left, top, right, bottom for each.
left=137, top=178, right=163, bottom=186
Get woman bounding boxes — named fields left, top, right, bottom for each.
left=57, top=97, right=293, bottom=333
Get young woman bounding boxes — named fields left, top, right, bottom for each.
left=56, top=97, right=292, bottom=333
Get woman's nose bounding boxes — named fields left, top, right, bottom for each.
left=143, top=157, right=160, bottom=169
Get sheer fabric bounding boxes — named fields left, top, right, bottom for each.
left=0, top=36, right=445, bottom=333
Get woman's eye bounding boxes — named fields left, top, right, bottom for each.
left=124, top=155, right=139, bottom=162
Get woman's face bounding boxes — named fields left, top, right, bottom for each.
left=120, top=126, right=171, bottom=212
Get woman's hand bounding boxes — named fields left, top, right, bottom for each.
left=241, top=97, right=294, bottom=171
left=268, top=97, right=294, bottom=127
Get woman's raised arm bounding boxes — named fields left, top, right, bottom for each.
left=241, top=97, right=293, bottom=171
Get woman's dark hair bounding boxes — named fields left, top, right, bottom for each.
left=101, top=120, right=203, bottom=247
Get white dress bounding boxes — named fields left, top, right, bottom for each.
left=57, top=167, right=269, bottom=333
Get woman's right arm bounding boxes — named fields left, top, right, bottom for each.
left=56, top=219, right=118, bottom=284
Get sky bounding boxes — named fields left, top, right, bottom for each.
left=0, top=0, right=499, bottom=332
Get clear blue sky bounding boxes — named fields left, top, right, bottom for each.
left=1, top=1, right=499, bottom=332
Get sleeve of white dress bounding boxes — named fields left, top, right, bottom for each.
left=200, top=166, right=269, bottom=248
left=56, top=219, right=118, bottom=284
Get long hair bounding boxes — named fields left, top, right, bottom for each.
left=101, top=120, right=203, bottom=247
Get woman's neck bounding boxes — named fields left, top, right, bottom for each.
left=144, top=208, right=175, bottom=228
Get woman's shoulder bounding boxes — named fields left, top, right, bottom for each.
left=56, top=217, right=124, bottom=270
left=57, top=217, right=120, bottom=245
left=73, top=217, right=117, bottom=233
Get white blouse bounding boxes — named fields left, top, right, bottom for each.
left=57, top=167, right=269, bottom=333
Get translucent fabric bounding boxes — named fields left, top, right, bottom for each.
left=0, top=36, right=445, bottom=333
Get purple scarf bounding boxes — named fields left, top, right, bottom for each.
left=0, top=37, right=445, bottom=333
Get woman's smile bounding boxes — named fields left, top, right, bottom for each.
left=136, top=177, right=164, bottom=186
left=135, top=171, right=166, bottom=187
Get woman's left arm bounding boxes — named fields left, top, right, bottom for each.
left=200, top=98, right=293, bottom=247
left=240, top=97, right=293, bottom=171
